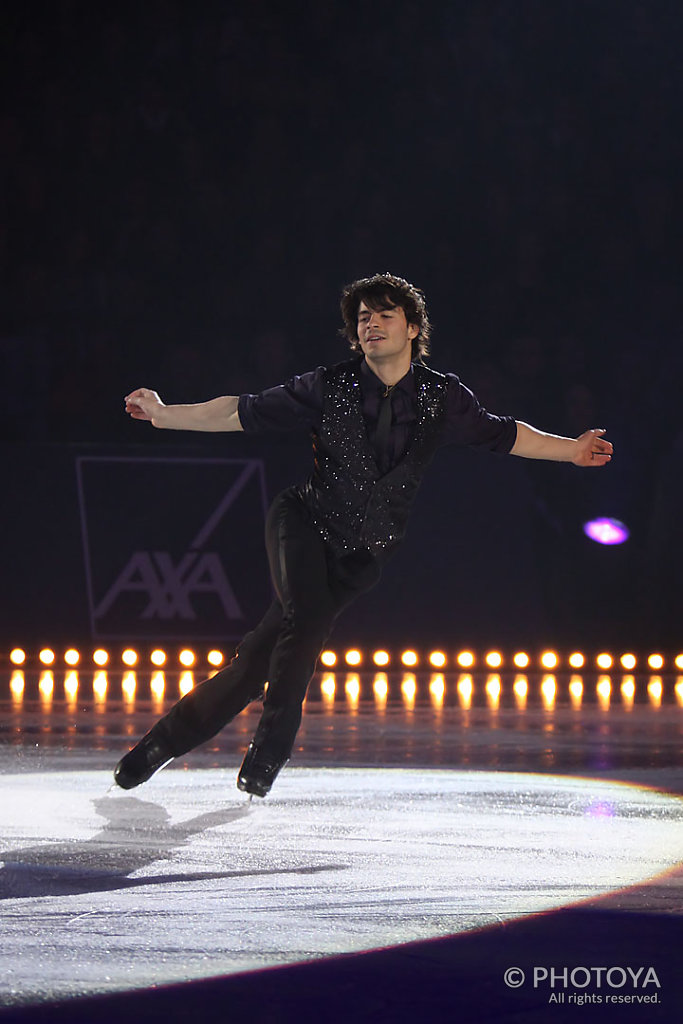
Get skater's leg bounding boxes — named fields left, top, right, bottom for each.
left=238, top=494, right=380, bottom=795
left=256, top=495, right=338, bottom=752
left=161, top=600, right=282, bottom=751
left=115, top=600, right=281, bottom=789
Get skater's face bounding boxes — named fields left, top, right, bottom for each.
left=356, top=299, right=419, bottom=364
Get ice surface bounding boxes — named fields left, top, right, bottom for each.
left=0, top=767, right=681, bottom=1006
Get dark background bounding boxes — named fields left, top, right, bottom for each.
left=2, top=0, right=683, bottom=646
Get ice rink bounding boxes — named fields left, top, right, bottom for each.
left=2, top=765, right=681, bottom=1006
left=1, top=668, right=682, bottom=1022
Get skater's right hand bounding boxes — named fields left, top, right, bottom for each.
left=125, top=388, right=165, bottom=423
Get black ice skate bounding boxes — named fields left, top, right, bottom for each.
left=237, top=742, right=288, bottom=798
left=114, top=728, right=174, bottom=789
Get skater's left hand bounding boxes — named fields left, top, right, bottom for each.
left=572, top=429, right=613, bottom=467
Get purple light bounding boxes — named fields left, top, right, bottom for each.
left=584, top=799, right=616, bottom=819
left=583, top=518, right=629, bottom=546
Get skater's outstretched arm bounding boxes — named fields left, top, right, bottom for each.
left=124, top=388, right=243, bottom=432
left=511, top=422, right=613, bottom=467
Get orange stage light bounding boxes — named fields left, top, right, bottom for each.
left=540, top=651, right=558, bottom=669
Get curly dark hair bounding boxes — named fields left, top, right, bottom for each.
left=339, top=272, right=431, bottom=360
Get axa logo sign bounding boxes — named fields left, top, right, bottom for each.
left=93, top=551, right=242, bottom=621
left=77, top=457, right=269, bottom=639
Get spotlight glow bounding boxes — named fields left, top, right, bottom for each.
left=621, top=676, right=636, bottom=705
left=648, top=677, right=663, bottom=706
left=648, top=653, right=664, bottom=670
left=583, top=517, right=629, bottom=545
left=64, top=671, right=79, bottom=701
left=401, top=673, right=417, bottom=705
left=345, top=674, right=361, bottom=704
left=457, top=651, right=475, bottom=668
left=429, top=650, right=446, bottom=668
left=151, top=672, right=165, bottom=701
left=513, top=675, right=528, bottom=707
left=568, top=652, right=585, bottom=669
left=486, top=674, right=501, bottom=707
left=320, top=650, right=337, bottom=667
left=122, top=671, right=136, bottom=702
left=513, top=675, right=528, bottom=698
left=39, top=670, right=54, bottom=699
left=429, top=673, right=445, bottom=705
left=620, top=653, right=637, bottom=670
left=93, top=671, right=108, bottom=700
left=675, top=654, right=683, bottom=671
left=179, top=671, right=194, bottom=696
left=569, top=676, right=583, bottom=706
left=10, top=649, right=26, bottom=666
left=10, top=671, right=25, bottom=699
left=541, top=651, right=558, bottom=669
left=373, top=650, right=390, bottom=667
left=150, top=649, right=166, bottom=667
left=345, top=649, right=362, bottom=666
left=64, top=649, right=80, bottom=666
left=373, top=673, right=388, bottom=702
left=596, top=653, right=613, bottom=670
left=457, top=674, right=473, bottom=708
left=541, top=674, right=556, bottom=708
left=39, top=649, right=55, bottom=666
left=122, top=649, right=138, bottom=667
left=485, top=651, right=502, bottom=668
left=207, top=649, right=224, bottom=667
left=93, top=649, right=109, bottom=666
left=320, top=674, right=335, bottom=699
left=179, top=649, right=196, bottom=668
left=513, top=652, right=529, bottom=669
left=401, top=650, right=418, bottom=667
left=597, top=675, right=611, bottom=708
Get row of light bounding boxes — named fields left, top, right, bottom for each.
left=7, top=648, right=683, bottom=671
left=320, top=672, right=683, bottom=710
left=10, top=668, right=683, bottom=710
left=9, top=669, right=195, bottom=702
left=318, top=649, right=683, bottom=671
left=8, top=648, right=225, bottom=669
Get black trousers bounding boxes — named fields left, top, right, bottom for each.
left=156, top=487, right=381, bottom=762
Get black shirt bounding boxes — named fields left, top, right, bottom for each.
left=238, top=359, right=517, bottom=467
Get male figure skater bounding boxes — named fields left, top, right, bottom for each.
left=115, top=273, right=612, bottom=797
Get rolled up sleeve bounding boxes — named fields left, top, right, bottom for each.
left=238, top=367, right=325, bottom=433
left=441, top=375, right=517, bottom=453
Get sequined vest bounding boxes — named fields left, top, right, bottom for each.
left=301, top=358, right=449, bottom=561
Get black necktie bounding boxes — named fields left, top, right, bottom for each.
left=375, top=385, right=394, bottom=472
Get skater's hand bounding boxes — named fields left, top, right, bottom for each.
left=571, top=429, right=613, bottom=467
left=125, top=388, right=166, bottom=424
